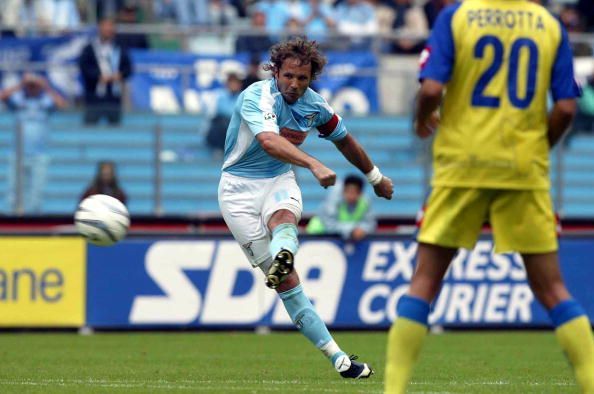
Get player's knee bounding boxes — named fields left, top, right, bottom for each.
left=268, top=209, right=297, bottom=229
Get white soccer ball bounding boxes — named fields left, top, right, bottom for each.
left=74, top=194, right=130, bottom=246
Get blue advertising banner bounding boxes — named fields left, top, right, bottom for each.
left=86, top=236, right=594, bottom=328
left=129, top=50, right=379, bottom=114
left=0, top=32, right=92, bottom=98
left=0, top=33, right=378, bottom=114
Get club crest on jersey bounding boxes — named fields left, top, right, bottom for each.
left=264, top=112, right=276, bottom=121
left=304, top=113, right=318, bottom=127
left=242, top=242, right=254, bottom=257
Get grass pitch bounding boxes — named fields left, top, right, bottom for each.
left=0, top=331, right=577, bottom=393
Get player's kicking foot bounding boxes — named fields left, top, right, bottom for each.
left=265, top=249, right=294, bottom=289
left=335, top=354, right=374, bottom=379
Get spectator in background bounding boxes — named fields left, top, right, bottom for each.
left=79, top=18, right=132, bottom=125
left=206, top=73, right=243, bottom=157
left=235, top=10, right=273, bottom=54
left=0, top=73, right=67, bottom=213
left=242, top=55, right=262, bottom=90
left=575, top=71, right=594, bottom=134
left=254, top=0, right=290, bottom=34
left=558, top=5, right=592, bottom=56
left=334, top=0, right=378, bottom=50
left=96, top=0, right=126, bottom=20
left=116, top=4, right=150, bottom=50
left=386, top=0, right=428, bottom=54
left=81, top=161, right=128, bottom=204
left=306, top=174, right=377, bottom=241
left=298, top=0, right=336, bottom=45
left=576, top=0, right=594, bottom=32
left=285, top=16, right=306, bottom=41
left=423, top=0, right=455, bottom=29
left=209, top=0, right=238, bottom=27
left=44, top=0, right=81, bottom=32
left=152, top=0, right=209, bottom=25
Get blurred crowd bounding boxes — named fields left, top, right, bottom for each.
left=0, top=0, right=592, bottom=54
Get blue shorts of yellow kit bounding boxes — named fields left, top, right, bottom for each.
left=417, top=187, right=558, bottom=254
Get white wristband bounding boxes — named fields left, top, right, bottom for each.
left=365, top=166, right=383, bottom=186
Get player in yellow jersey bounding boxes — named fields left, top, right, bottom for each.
left=385, top=0, right=594, bottom=393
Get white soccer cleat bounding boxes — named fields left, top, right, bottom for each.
left=336, top=355, right=374, bottom=379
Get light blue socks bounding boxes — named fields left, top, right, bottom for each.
left=280, top=284, right=347, bottom=366
left=269, top=223, right=298, bottom=257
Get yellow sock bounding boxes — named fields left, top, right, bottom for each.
left=556, top=316, right=594, bottom=393
left=385, top=318, right=428, bottom=394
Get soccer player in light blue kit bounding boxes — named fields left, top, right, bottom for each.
left=218, top=38, right=393, bottom=378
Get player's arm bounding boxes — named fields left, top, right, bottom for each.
left=413, top=4, right=457, bottom=138
left=333, top=135, right=393, bottom=200
left=256, top=132, right=336, bottom=187
left=547, top=99, right=577, bottom=147
left=414, top=79, right=443, bottom=138
left=0, top=82, right=23, bottom=102
left=548, top=24, right=580, bottom=147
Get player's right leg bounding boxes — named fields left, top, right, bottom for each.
left=523, top=253, right=594, bottom=393
left=385, top=243, right=456, bottom=394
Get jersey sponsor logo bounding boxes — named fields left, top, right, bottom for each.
left=280, top=127, right=308, bottom=145
left=264, top=112, right=276, bottom=121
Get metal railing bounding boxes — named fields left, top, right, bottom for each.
left=1, top=111, right=592, bottom=218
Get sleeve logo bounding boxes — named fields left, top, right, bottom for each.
left=419, top=46, right=431, bottom=70
left=264, top=112, right=277, bottom=121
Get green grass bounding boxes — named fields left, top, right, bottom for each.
left=0, top=331, right=577, bottom=393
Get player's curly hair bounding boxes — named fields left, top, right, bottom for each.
left=263, top=38, right=328, bottom=81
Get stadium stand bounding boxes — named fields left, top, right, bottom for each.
left=0, top=111, right=592, bottom=218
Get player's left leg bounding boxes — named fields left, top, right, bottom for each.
left=492, top=190, right=594, bottom=393
left=523, top=253, right=594, bottom=394
left=386, top=187, right=490, bottom=393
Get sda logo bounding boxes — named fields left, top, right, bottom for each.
left=129, top=241, right=346, bottom=325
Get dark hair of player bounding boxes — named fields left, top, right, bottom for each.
left=344, top=174, right=365, bottom=192
left=263, top=38, right=328, bottom=81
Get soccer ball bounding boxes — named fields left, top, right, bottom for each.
left=74, top=194, right=130, bottom=246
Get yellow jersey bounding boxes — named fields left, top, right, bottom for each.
left=419, top=0, right=580, bottom=190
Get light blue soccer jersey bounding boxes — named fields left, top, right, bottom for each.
left=222, top=78, right=348, bottom=178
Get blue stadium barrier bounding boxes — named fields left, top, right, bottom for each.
left=1, top=112, right=593, bottom=217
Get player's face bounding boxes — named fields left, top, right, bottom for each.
left=275, top=57, right=312, bottom=104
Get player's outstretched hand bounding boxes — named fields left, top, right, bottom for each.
left=415, top=111, right=440, bottom=138
left=373, top=176, right=394, bottom=200
left=311, top=163, right=336, bottom=188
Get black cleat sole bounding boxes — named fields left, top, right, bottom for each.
left=265, top=249, right=294, bottom=289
